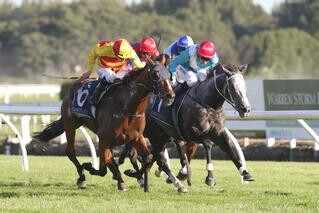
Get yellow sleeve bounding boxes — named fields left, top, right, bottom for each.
left=131, top=50, right=146, bottom=69
left=86, top=45, right=98, bottom=72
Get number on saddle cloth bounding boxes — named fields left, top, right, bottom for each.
left=71, top=80, right=101, bottom=118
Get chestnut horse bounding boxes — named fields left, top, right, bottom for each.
left=34, top=60, right=175, bottom=192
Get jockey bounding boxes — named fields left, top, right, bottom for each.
left=168, top=40, right=219, bottom=95
left=162, top=35, right=194, bottom=65
left=131, top=37, right=159, bottom=61
left=80, top=38, right=146, bottom=105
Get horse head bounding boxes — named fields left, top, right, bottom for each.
left=144, top=57, right=175, bottom=106
left=214, top=63, right=251, bottom=118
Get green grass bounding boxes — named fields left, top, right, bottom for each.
left=0, top=156, right=318, bottom=213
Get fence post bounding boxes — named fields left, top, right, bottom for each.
left=21, top=115, right=31, bottom=144
left=289, top=138, right=296, bottom=161
left=266, top=138, right=276, bottom=147
left=60, top=132, right=67, bottom=144
left=314, top=141, right=319, bottom=161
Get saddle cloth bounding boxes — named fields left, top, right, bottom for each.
left=149, top=89, right=189, bottom=140
left=71, top=80, right=100, bottom=119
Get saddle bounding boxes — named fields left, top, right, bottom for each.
left=71, top=79, right=121, bottom=119
left=149, top=87, right=190, bottom=140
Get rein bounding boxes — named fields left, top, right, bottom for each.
left=213, top=69, right=240, bottom=109
left=185, top=68, right=241, bottom=113
left=186, top=82, right=217, bottom=114
left=111, top=63, right=162, bottom=119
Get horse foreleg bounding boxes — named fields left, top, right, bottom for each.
left=103, top=146, right=128, bottom=191
left=213, top=131, right=254, bottom=182
left=130, top=136, right=152, bottom=192
left=203, top=140, right=216, bottom=187
left=175, top=141, right=190, bottom=183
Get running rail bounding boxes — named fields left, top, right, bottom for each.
left=1, top=105, right=319, bottom=172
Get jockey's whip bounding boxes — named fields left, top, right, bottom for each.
left=42, top=73, right=79, bottom=80
left=156, top=34, right=162, bottom=49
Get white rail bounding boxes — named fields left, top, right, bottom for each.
left=1, top=105, right=319, bottom=172
left=0, top=105, right=97, bottom=171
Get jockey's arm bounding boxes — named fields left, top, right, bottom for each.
left=86, top=44, right=98, bottom=73
left=208, top=53, right=219, bottom=72
left=131, top=50, right=146, bottom=69
left=168, top=48, right=190, bottom=78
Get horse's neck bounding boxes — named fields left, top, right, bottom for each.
left=192, top=74, right=226, bottom=110
left=124, top=72, right=150, bottom=113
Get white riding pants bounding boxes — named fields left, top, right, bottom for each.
left=175, top=65, right=208, bottom=87
left=97, top=66, right=130, bottom=83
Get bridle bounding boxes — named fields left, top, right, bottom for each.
left=136, top=57, right=170, bottom=99
left=213, top=67, right=242, bottom=110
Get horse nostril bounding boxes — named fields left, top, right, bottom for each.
left=241, top=106, right=251, bottom=113
left=166, top=93, right=173, bottom=99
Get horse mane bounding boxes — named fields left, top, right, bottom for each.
left=121, top=63, right=151, bottom=84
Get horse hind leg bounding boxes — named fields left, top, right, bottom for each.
left=64, top=121, right=86, bottom=189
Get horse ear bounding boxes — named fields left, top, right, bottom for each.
left=238, top=64, right=248, bottom=73
left=221, top=64, right=232, bottom=76
left=215, top=63, right=224, bottom=74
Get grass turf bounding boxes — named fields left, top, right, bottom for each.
left=0, top=156, right=318, bottom=213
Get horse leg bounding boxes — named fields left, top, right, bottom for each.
left=82, top=138, right=108, bottom=176
left=102, top=145, right=128, bottom=191
left=64, top=121, right=86, bottom=189
left=203, top=140, right=216, bottom=187
left=154, top=147, right=169, bottom=178
left=124, top=136, right=152, bottom=192
left=155, top=149, right=188, bottom=193
left=129, top=146, right=144, bottom=187
left=176, top=141, right=191, bottom=183
left=150, top=138, right=188, bottom=192
left=118, top=144, right=130, bottom=165
left=213, top=130, right=254, bottom=182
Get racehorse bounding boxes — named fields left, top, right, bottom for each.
left=126, top=63, right=254, bottom=192
left=33, top=60, right=175, bottom=192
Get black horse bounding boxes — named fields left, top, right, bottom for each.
left=126, top=63, right=254, bottom=192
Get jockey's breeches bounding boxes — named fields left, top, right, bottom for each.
left=175, top=65, right=208, bottom=87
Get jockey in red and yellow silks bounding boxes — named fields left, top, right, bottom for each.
left=80, top=38, right=146, bottom=105
left=86, top=39, right=145, bottom=74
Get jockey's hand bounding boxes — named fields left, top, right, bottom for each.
left=80, top=71, right=91, bottom=80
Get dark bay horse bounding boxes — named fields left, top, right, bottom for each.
left=127, top=63, right=254, bottom=192
left=34, top=61, right=175, bottom=192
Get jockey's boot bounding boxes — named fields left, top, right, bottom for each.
left=174, top=82, right=188, bottom=97
left=90, top=78, right=108, bottom=105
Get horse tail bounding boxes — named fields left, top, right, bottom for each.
left=33, top=118, right=64, bottom=142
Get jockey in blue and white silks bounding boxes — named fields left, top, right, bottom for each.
left=163, top=35, right=194, bottom=59
left=168, top=40, right=219, bottom=87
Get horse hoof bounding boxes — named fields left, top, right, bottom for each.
left=176, top=171, right=188, bottom=181
left=177, top=186, right=188, bottom=193
left=166, top=178, right=173, bottom=184
left=155, top=169, right=162, bottom=177
left=205, top=176, right=216, bottom=187
left=243, top=173, right=255, bottom=182
left=137, top=178, right=144, bottom=187
left=77, top=180, right=87, bottom=189
left=124, top=169, right=138, bottom=178
left=118, top=182, right=128, bottom=191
